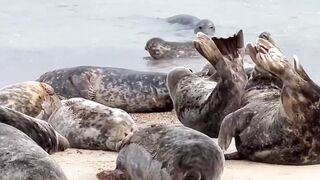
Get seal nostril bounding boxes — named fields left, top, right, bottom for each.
left=124, top=132, right=128, bottom=136
left=199, top=26, right=202, bottom=30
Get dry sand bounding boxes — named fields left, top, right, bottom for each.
left=51, top=111, right=320, bottom=180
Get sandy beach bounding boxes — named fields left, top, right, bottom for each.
left=51, top=111, right=320, bottom=180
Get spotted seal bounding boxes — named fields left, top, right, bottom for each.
left=0, top=105, right=69, bottom=154
left=167, top=30, right=247, bottom=138
left=0, top=81, right=61, bottom=120
left=145, top=37, right=200, bottom=60
left=96, top=124, right=224, bottom=180
left=0, top=122, right=67, bottom=180
left=48, top=97, right=138, bottom=151
left=37, top=66, right=173, bottom=113
left=218, top=34, right=320, bottom=165
left=166, top=14, right=215, bottom=36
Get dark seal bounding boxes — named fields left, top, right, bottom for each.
left=96, top=124, right=224, bottom=180
left=0, top=81, right=62, bottom=120
left=0, top=122, right=67, bottom=180
left=166, top=14, right=215, bottom=36
left=37, top=66, right=173, bottom=113
left=0, top=105, right=69, bottom=154
left=48, top=98, right=138, bottom=151
left=218, top=34, right=320, bottom=165
left=167, top=30, right=247, bottom=138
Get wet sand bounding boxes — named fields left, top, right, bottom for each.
left=51, top=111, right=320, bottom=180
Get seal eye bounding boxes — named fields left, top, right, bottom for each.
left=188, top=69, right=193, bottom=73
left=210, top=26, right=214, bottom=29
left=198, top=26, right=202, bottom=30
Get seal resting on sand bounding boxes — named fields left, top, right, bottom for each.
left=0, top=122, right=67, bottom=180
left=37, top=66, right=173, bottom=113
left=96, top=124, right=224, bottom=180
left=0, top=81, right=61, bottom=120
left=0, top=105, right=69, bottom=154
left=48, top=98, right=138, bottom=151
left=218, top=33, right=320, bottom=165
left=167, top=30, right=247, bottom=137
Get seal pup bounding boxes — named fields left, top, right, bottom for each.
left=0, top=81, right=61, bottom=120
left=0, top=122, right=67, bottom=180
left=218, top=35, right=320, bottom=165
left=96, top=124, right=224, bottom=180
left=0, top=105, right=69, bottom=154
left=145, top=37, right=200, bottom=60
left=37, top=66, right=173, bottom=113
left=167, top=30, right=247, bottom=137
left=48, top=97, right=138, bottom=151
left=166, top=14, right=215, bottom=36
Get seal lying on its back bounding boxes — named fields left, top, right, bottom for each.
left=167, top=30, right=247, bottom=138
left=145, top=37, right=200, bottom=60
left=97, top=124, right=224, bottom=180
left=0, top=81, right=61, bottom=120
left=0, top=106, right=69, bottom=154
left=48, top=98, right=138, bottom=151
left=0, top=122, right=67, bottom=180
left=37, top=66, right=173, bottom=113
left=166, top=14, right=215, bottom=36
left=218, top=34, right=320, bottom=165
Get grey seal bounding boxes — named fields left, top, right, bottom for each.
left=0, top=81, right=62, bottom=120
left=218, top=33, right=320, bottom=165
left=48, top=97, right=138, bottom=151
left=167, top=30, right=247, bottom=137
left=0, top=122, right=67, bottom=180
left=166, top=14, right=215, bottom=36
left=37, top=66, right=173, bottom=113
left=96, top=124, right=224, bottom=180
left=0, top=105, right=69, bottom=154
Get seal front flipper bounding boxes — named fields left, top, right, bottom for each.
left=218, top=107, right=254, bottom=151
left=69, top=73, right=96, bottom=100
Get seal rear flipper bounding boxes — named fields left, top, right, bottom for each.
left=69, top=74, right=96, bottom=100
left=96, top=169, right=130, bottom=180
left=293, top=55, right=312, bottom=82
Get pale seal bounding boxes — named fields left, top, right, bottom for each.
left=96, top=124, right=224, bottom=180
left=166, top=14, right=215, bottom=36
left=218, top=34, right=320, bottom=165
left=167, top=30, right=247, bottom=137
left=0, top=81, right=61, bottom=120
left=0, top=105, right=69, bottom=154
left=0, top=122, right=67, bottom=180
left=37, top=66, right=173, bottom=113
left=48, top=97, right=138, bottom=151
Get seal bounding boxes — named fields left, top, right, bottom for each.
left=48, top=97, right=138, bottom=151
left=218, top=34, right=320, bottom=165
left=145, top=37, right=200, bottom=60
left=0, top=122, right=67, bottom=180
left=166, top=14, right=215, bottom=36
left=0, top=81, right=61, bottom=120
left=167, top=30, right=247, bottom=138
left=0, top=105, right=69, bottom=154
left=37, top=66, right=173, bottom=113
left=96, top=124, right=224, bottom=180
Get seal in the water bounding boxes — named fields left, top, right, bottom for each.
left=166, top=14, right=215, bottom=36
left=0, top=105, right=69, bottom=154
left=96, top=124, right=224, bottom=180
left=37, top=66, right=173, bottom=113
left=48, top=97, right=138, bottom=151
left=145, top=37, right=200, bottom=60
left=0, top=122, right=67, bottom=180
left=218, top=34, right=320, bottom=165
left=167, top=30, right=247, bottom=138
left=0, top=81, right=61, bottom=120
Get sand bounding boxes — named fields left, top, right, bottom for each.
left=51, top=111, right=320, bottom=180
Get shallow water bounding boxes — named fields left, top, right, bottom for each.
left=1, top=0, right=320, bottom=86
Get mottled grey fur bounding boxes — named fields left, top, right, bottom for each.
left=219, top=34, right=320, bottom=165
left=0, top=105, right=69, bottom=154
left=48, top=98, right=137, bottom=151
left=0, top=81, right=61, bottom=121
left=37, top=66, right=172, bottom=113
left=0, top=122, right=67, bottom=180
left=167, top=30, right=247, bottom=137
left=97, top=124, right=224, bottom=180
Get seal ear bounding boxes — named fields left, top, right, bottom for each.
left=293, top=55, right=312, bottom=82
left=183, top=170, right=201, bottom=180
